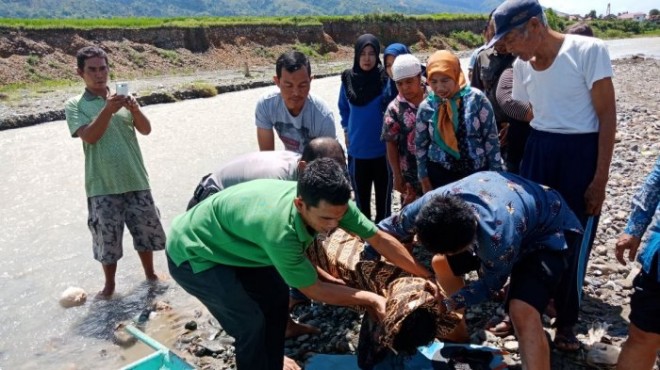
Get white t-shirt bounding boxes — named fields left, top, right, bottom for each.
left=512, top=34, right=613, bottom=134
left=205, top=151, right=300, bottom=191
left=255, top=91, right=337, bottom=153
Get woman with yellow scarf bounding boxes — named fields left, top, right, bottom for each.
left=415, top=50, right=503, bottom=193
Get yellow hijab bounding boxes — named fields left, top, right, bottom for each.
left=426, top=50, right=469, bottom=159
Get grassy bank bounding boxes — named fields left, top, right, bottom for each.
left=0, top=13, right=483, bottom=29
left=1, top=10, right=656, bottom=38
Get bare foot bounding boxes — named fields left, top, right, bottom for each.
left=283, top=356, right=301, bottom=370
left=95, top=284, right=115, bottom=299
left=441, top=319, right=470, bottom=343
left=285, top=318, right=320, bottom=338
left=145, top=272, right=160, bottom=281
left=554, top=326, right=581, bottom=352
left=288, top=296, right=309, bottom=311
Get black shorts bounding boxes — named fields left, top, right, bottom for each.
left=629, top=264, right=660, bottom=335
left=506, top=249, right=568, bottom=314
left=447, top=248, right=568, bottom=314
left=446, top=250, right=481, bottom=276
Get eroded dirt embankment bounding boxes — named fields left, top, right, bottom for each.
left=0, top=18, right=483, bottom=85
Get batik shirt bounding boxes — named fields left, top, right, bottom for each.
left=623, top=156, right=660, bottom=280
left=378, top=171, right=583, bottom=309
left=415, top=88, right=502, bottom=179
left=382, top=94, right=425, bottom=189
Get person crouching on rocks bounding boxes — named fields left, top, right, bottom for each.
left=378, top=171, right=583, bottom=370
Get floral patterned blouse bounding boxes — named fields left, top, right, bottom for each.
left=415, top=87, right=503, bottom=180
left=382, top=94, right=426, bottom=190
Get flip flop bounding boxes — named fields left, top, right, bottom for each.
left=553, top=328, right=581, bottom=352
left=485, top=314, right=514, bottom=337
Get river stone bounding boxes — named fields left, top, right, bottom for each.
left=112, top=325, right=138, bottom=347
left=184, top=320, right=198, bottom=331
left=586, top=343, right=620, bottom=368
left=179, top=333, right=198, bottom=344
left=58, top=287, right=87, bottom=308
left=478, top=329, right=500, bottom=343
left=619, top=265, right=641, bottom=288
left=153, top=300, right=172, bottom=311
left=504, top=340, right=519, bottom=352
left=199, top=339, right=226, bottom=354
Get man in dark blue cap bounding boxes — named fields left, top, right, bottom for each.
left=488, top=0, right=617, bottom=356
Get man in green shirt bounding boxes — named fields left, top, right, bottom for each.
left=167, top=158, right=432, bottom=370
left=65, top=46, right=166, bottom=298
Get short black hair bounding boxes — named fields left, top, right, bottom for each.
left=415, top=195, right=477, bottom=255
left=76, top=46, right=108, bottom=70
left=391, top=308, right=437, bottom=355
left=297, top=158, right=351, bottom=207
left=275, top=51, right=311, bottom=79
left=301, top=137, right=346, bottom=165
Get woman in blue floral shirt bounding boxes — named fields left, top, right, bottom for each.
left=415, top=50, right=502, bottom=193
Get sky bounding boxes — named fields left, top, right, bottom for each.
left=538, top=0, right=657, bottom=16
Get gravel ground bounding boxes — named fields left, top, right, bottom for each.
left=124, top=56, right=660, bottom=370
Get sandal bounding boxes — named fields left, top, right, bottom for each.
left=553, top=327, right=581, bottom=352
left=485, top=314, right=514, bottom=337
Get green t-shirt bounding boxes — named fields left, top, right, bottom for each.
left=65, top=90, right=150, bottom=197
left=166, top=179, right=378, bottom=288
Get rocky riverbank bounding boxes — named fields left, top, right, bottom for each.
left=119, top=56, right=659, bottom=369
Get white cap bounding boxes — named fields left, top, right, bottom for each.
left=391, top=54, right=422, bottom=81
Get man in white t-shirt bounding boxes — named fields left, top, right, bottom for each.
left=488, top=0, right=616, bottom=367
left=255, top=51, right=337, bottom=153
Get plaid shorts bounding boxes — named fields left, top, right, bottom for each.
left=87, top=190, right=166, bottom=264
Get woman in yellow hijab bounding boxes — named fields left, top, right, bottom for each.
left=415, top=50, right=503, bottom=192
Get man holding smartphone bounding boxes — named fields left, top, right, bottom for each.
left=64, top=46, right=166, bottom=298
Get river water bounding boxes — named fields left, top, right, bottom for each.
left=1, top=37, right=658, bottom=369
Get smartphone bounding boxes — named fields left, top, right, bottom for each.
left=116, top=82, right=129, bottom=96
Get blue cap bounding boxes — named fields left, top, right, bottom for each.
left=487, top=0, right=543, bottom=48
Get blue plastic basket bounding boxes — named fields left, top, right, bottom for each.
left=119, top=325, right=195, bottom=370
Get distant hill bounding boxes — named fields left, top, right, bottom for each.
left=0, top=0, right=500, bottom=18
